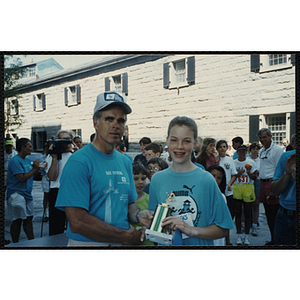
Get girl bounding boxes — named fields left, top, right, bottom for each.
left=196, top=138, right=220, bottom=170
left=148, top=116, right=234, bottom=246
left=207, top=164, right=228, bottom=246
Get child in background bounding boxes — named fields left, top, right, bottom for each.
left=148, top=116, right=234, bottom=246
left=131, top=162, right=154, bottom=246
left=207, top=165, right=228, bottom=246
left=144, top=143, right=162, bottom=162
left=228, top=145, right=257, bottom=245
left=248, top=142, right=261, bottom=236
left=196, top=138, right=220, bottom=170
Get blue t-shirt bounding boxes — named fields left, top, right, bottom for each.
left=55, top=143, right=138, bottom=242
left=6, top=155, right=34, bottom=201
left=148, top=167, right=234, bottom=246
left=273, top=150, right=296, bottom=211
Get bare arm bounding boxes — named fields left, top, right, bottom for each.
left=65, top=207, right=144, bottom=245
left=272, top=153, right=296, bottom=196
left=15, top=158, right=39, bottom=182
left=228, top=174, right=239, bottom=190
left=128, top=202, right=153, bottom=228
left=47, top=155, right=59, bottom=181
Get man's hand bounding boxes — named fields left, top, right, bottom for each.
left=124, top=227, right=144, bottom=245
left=138, top=210, right=154, bottom=228
left=32, top=158, right=40, bottom=170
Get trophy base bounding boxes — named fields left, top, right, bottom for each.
left=145, top=229, right=173, bottom=246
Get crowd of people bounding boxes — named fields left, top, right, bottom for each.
left=4, top=91, right=296, bottom=247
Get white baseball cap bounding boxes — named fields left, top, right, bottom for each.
left=93, top=91, right=132, bottom=117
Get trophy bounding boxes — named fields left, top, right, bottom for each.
left=145, top=191, right=176, bottom=245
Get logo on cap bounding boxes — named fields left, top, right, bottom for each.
left=105, top=92, right=124, bottom=103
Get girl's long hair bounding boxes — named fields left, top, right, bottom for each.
left=195, top=138, right=216, bottom=169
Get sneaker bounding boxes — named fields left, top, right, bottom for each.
left=251, top=226, right=258, bottom=236
left=236, top=236, right=243, bottom=245
left=244, top=236, right=250, bottom=245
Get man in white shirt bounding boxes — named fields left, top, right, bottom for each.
left=258, top=128, right=283, bottom=245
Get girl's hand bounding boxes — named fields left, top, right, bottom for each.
left=227, top=184, right=232, bottom=191
left=161, top=216, right=193, bottom=237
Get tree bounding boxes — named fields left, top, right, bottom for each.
left=4, top=55, right=27, bottom=136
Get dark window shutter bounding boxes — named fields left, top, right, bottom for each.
left=42, top=93, right=46, bottom=110
left=291, top=54, right=295, bottom=66
left=32, top=132, right=37, bottom=151
left=105, top=77, right=110, bottom=91
left=33, top=95, right=36, bottom=111
left=64, top=87, right=68, bottom=106
left=122, top=73, right=128, bottom=96
left=43, top=131, right=47, bottom=146
left=249, top=115, right=260, bottom=143
left=76, top=85, right=81, bottom=104
left=163, top=62, right=169, bottom=89
left=289, top=111, right=295, bottom=138
left=251, top=55, right=260, bottom=73
left=187, top=56, right=195, bottom=85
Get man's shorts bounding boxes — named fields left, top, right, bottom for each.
left=233, top=184, right=255, bottom=203
left=7, top=192, right=34, bottom=221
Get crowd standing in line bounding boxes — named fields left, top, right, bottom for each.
left=4, top=91, right=296, bottom=247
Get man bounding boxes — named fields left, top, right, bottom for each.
left=56, top=91, right=153, bottom=246
left=4, top=139, right=18, bottom=189
left=6, top=138, right=39, bottom=243
left=73, top=135, right=83, bottom=149
left=272, top=134, right=296, bottom=245
left=144, top=143, right=161, bottom=162
left=45, top=130, right=74, bottom=236
left=134, top=137, right=152, bottom=167
left=257, top=128, right=283, bottom=245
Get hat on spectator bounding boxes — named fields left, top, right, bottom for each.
left=5, top=140, right=14, bottom=146
left=236, top=145, right=248, bottom=151
left=93, top=91, right=132, bottom=117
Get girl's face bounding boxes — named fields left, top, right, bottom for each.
left=250, top=146, right=259, bottom=158
left=147, top=163, right=161, bottom=180
left=167, top=125, right=195, bottom=166
left=217, top=142, right=228, bottom=157
left=210, top=169, right=223, bottom=187
left=206, top=142, right=216, bottom=155
left=133, top=172, right=147, bottom=193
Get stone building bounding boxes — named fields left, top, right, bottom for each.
left=5, top=53, right=296, bottom=151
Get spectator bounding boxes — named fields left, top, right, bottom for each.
left=272, top=134, right=296, bottom=245
left=40, top=143, right=50, bottom=222
left=248, top=142, right=261, bottom=236
left=115, top=140, right=133, bottom=162
left=45, top=130, right=75, bottom=236
left=148, top=116, right=234, bottom=246
left=196, top=138, right=220, bottom=170
left=228, top=145, right=257, bottom=245
left=194, top=136, right=203, bottom=158
left=73, top=135, right=83, bottom=149
left=281, top=138, right=288, bottom=152
left=134, top=137, right=151, bottom=167
left=257, top=128, right=283, bottom=245
left=144, top=143, right=162, bottom=162
left=144, top=157, right=169, bottom=194
left=216, top=139, right=238, bottom=220
left=131, top=162, right=154, bottom=246
left=55, top=91, right=153, bottom=246
left=232, top=136, right=244, bottom=160
left=207, top=164, right=229, bottom=246
left=4, top=139, right=18, bottom=190
left=6, top=138, right=40, bottom=243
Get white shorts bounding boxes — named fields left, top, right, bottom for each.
left=41, top=175, right=50, bottom=193
left=7, top=192, right=34, bottom=221
left=67, top=238, right=123, bottom=247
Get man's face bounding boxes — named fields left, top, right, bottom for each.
left=5, top=145, right=13, bottom=154
left=93, top=106, right=126, bottom=151
left=145, top=149, right=160, bottom=161
left=23, top=142, right=33, bottom=156
left=59, top=132, right=73, bottom=152
left=258, top=131, right=272, bottom=149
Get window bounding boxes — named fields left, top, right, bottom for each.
left=249, top=112, right=295, bottom=146
left=32, top=130, right=47, bottom=151
left=10, top=99, right=19, bottom=115
left=71, top=128, right=82, bottom=138
left=22, top=65, right=36, bottom=78
left=251, top=54, right=295, bottom=73
left=33, top=93, right=46, bottom=111
left=64, top=85, right=81, bottom=106
left=105, top=73, right=128, bottom=96
left=163, top=56, right=195, bottom=89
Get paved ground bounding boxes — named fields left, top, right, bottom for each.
left=4, top=151, right=271, bottom=247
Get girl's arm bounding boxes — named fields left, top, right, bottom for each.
left=227, top=174, right=239, bottom=190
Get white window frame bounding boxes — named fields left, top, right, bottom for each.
left=259, top=112, right=291, bottom=146
left=68, top=86, right=78, bottom=106
left=112, top=75, right=122, bottom=94
left=10, top=99, right=19, bottom=115
left=259, top=54, right=293, bottom=73
left=35, top=93, right=45, bottom=111
left=169, top=58, right=189, bottom=89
